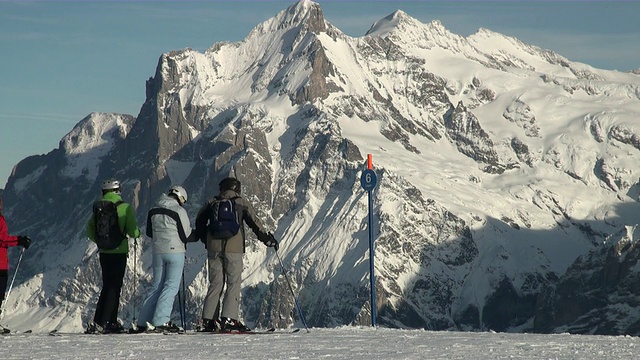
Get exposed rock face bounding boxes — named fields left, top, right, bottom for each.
left=503, top=99, right=539, bottom=138
left=444, top=101, right=508, bottom=174
left=535, top=226, right=640, bottom=335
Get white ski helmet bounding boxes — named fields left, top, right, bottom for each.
left=101, top=179, right=121, bottom=192
left=169, top=185, right=188, bottom=205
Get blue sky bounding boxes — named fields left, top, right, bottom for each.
left=1, top=0, right=639, bottom=187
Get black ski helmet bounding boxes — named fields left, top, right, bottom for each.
left=219, top=177, right=241, bottom=194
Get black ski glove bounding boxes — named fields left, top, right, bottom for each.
left=261, top=232, right=279, bottom=251
left=17, top=235, right=31, bottom=249
left=194, top=227, right=206, bottom=244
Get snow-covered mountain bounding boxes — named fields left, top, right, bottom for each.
left=3, top=0, right=640, bottom=335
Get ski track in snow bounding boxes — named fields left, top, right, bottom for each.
left=1, top=327, right=639, bottom=359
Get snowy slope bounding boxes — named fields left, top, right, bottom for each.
left=2, top=327, right=640, bottom=360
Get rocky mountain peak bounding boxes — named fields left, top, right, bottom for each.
left=60, top=112, right=134, bottom=156
left=283, top=0, right=326, bottom=33
left=250, top=0, right=331, bottom=38
left=365, top=10, right=408, bottom=37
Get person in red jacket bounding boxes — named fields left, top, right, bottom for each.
left=0, top=195, right=31, bottom=320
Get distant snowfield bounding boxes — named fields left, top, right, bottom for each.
left=2, top=327, right=639, bottom=359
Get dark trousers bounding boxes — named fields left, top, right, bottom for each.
left=0, top=270, right=7, bottom=315
left=93, top=253, right=127, bottom=327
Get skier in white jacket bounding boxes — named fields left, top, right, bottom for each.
left=133, top=186, right=196, bottom=332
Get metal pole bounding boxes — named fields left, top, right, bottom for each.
left=361, top=154, right=377, bottom=328
left=275, top=250, right=310, bottom=333
left=180, top=271, right=187, bottom=329
left=368, top=190, right=376, bottom=327
left=0, top=248, right=25, bottom=319
left=132, top=238, right=138, bottom=326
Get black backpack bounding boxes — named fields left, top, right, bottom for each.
left=93, top=200, right=124, bottom=250
left=208, top=197, right=240, bottom=239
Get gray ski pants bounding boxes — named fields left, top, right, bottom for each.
left=202, top=251, right=243, bottom=321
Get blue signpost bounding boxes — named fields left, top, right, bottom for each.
left=360, top=154, right=378, bottom=326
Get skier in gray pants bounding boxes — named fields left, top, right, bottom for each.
left=195, top=177, right=278, bottom=332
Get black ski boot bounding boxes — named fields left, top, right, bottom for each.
left=84, top=322, right=104, bottom=334
left=221, top=317, right=251, bottom=332
left=104, top=321, right=125, bottom=334
left=128, top=325, right=147, bottom=334
left=197, top=318, right=221, bottom=333
left=156, top=322, right=184, bottom=333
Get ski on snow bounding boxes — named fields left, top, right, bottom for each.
left=163, top=328, right=301, bottom=335
left=47, top=328, right=301, bottom=336
left=1, top=328, right=32, bottom=335
left=49, top=329, right=131, bottom=336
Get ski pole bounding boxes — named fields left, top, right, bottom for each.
left=275, top=250, right=310, bottom=333
left=0, top=248, right=25, bottom=318
left=176, top=270, right=186, bottom=329
left=180, top=270, right=187, bottom=329
left=178, top=269, right=187, bottom=330
left=132, top=237, right=138, bottom=326
left=177, top=283, right=183, bottom=329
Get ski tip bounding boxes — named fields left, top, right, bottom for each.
left=292, top=328, right=301, bottom=333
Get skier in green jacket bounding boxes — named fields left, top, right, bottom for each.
left=86, top=179, right=140, bottom=334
